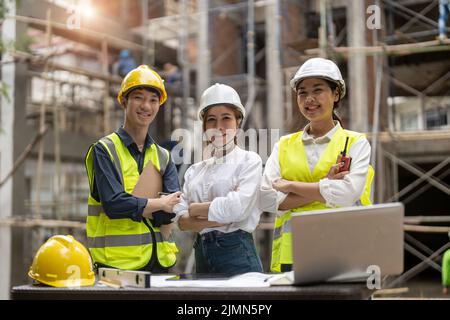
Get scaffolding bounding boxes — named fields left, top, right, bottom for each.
left=0, top=2, right=150, bottom=296
left=133, top=0, right=450, bottom=276
left=284, top=0, right=450, bottom=286
left=2, top=14, right=126, bottom=220
left=1, top=0, right=449, bottom=295
left=134, top=0, right=273, bottom=127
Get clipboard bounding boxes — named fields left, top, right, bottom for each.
left=132, top=161, right=174, bottom=240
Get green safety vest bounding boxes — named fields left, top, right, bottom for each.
left=85, top=132, right=178, bottom=270
left=271, top=127, right=374, bottom=272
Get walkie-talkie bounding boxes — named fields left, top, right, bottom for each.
left=338, top=137, right=352, bottom=172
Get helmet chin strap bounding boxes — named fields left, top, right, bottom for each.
left=211, top=137, right=236, bottom=157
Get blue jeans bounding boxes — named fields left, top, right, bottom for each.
left=194, top=229, right=263, bottom=276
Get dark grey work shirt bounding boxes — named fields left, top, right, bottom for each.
left=90, top=127, right=180, bottom=222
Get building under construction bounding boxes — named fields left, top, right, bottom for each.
left=0, top=0, right=449, bottom=299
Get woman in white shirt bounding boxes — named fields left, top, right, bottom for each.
left=174, top=83, right=263, bottom=276
left=260, top=58, right=374, bottom=273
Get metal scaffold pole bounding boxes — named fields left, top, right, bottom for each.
left=0, top=0, right=16, bottom=300
left=197, top=0, right=210, bottom=102
left=101, top=39, right=110, bottom=135
left=35, top=9, right=53, bottom=220
left=242, top=0, right=256, bottom=128
left=52, top=58, right=62, bottom=220
left=179, top=0, right=191, bottom=129
left=265, top=0, right=283, bottom=131
left=371, top=0, right=383, bottom=203
left=346, top=0, right=368, bottom=132
left=319, top=0, right=328, bottom=57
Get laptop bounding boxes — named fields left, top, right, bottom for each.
left=291, top=202, right=404, bottom=285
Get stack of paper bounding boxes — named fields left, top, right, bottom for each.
left=150, top=272, right=294, bottom=288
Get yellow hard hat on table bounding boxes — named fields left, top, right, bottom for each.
left=28, top=235, right=95, bottom=287
left=117, top=65, right=168, bottom=105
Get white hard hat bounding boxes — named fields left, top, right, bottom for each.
left=198, top=83, right=246, bottom=121
left=290, top=58, right=346, bottom=99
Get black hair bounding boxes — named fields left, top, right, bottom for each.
left=124, top=86, right=161, bottom=101
left=324, top=80, right=343, bottom=128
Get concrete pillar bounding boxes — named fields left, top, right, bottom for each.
left=346, top=0, right=368, bottom=132
left=196, top=0, right=210, bottom=102
left=0, top=0, right=16, bottom=300
left=265, top=0, right=284, bottom=131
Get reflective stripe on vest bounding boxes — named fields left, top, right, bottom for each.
left=270, top=128, right=374, bottom=272
left=273, top=220, right=292, bottom=240
left=156, top=145, right=169, bottom=176
left=100, top=136, right=124, bottom=186
left=85, top=132, right=177, bottom=270
left=87, top=232, right=167, bottom=248
left=88, top=205, right=103, bottom=216
left=88, top=233, right=152, bottom=248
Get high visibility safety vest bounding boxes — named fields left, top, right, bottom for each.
left=271, top=127, right=374, bottom=272
left=85, top=132, right=178, bottom=270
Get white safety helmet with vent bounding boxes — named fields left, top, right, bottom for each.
left=198, top=83, right=246, bottom=121
left=290, top=58, right=346, bottom=100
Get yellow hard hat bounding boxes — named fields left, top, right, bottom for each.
left=117, top=65, right=168, bottom=105
left=28, top=235, right=95, bottom=287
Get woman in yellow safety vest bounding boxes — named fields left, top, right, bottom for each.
left=260, top=58, right=374, bottom=273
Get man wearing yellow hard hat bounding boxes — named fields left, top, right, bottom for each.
left=85, top=65, right=181, bottom=273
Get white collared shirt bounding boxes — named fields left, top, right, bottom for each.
left=174, top=146, right=263, bottom=234
left=259, top=122, right=371, bottom=214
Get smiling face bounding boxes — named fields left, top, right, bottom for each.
left=203, top=105, right=240, bottom=148
left=123, top=87, right=160, bottom=129
left=296, top=78, right=339, bottom=124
